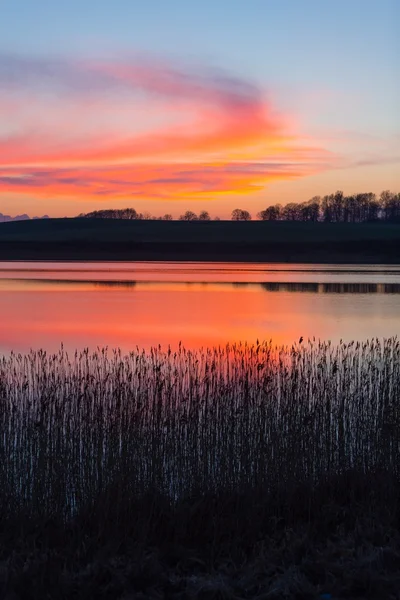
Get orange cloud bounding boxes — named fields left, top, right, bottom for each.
left=0, top=54, right=336, bottom=202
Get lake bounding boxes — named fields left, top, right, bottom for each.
left=1, top=261, right=400, bottom=354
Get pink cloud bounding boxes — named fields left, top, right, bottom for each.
left=0, top=54, right=337, bottom=202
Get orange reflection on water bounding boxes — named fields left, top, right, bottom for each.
left=0, top=282, right=322, bottom=354
left=1, top=263, right=400, bottom=354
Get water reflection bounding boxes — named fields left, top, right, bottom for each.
left=3, top=279, right=400, bottom=294
left=1, top=261, right=400, bottom=284
left=1, top=262, right=400, bottom=354
left=73, top=280, right=400, bottom=294
left=261, top=282, right=400, bottom=294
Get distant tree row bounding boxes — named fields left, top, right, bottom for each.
left=77, top=208, right=174, bottom=221
left=178, top=210, right=218, bottom=221
left=256, top=190, right=400, bottom=223
left=78, top=190, right=400, bottom=223
left=78, top=208, right=220, bottom=221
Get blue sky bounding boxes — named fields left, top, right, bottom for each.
left=0, top=0, right=398, bottom=217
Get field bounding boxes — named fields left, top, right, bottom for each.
left=1, top=218, right=400, bottom=262
left=1, top=339, right=400, bottom=598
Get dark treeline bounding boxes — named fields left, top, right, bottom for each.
left=78, top=208, right=218, bottom=221
left=257, top=190, right=400, bottom=223
left=78, top=190, right=400, bottom=222
left=77, top=208, right=174, bottom=221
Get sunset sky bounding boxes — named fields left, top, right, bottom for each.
left=0, top=0, right=399, bottom=218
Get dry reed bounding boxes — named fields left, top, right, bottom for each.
left=0, top=338, right=399, bottom=529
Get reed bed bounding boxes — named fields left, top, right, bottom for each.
left=0, top=338, right=399, bottom=527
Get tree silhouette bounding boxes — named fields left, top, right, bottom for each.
left=257, top=205, right=281, bottom=221
left=299, top=198, right=320, bottom=222
left=256, top=190, right=399, bottom=223
left=281, top=203, right=301, bottom=221
left=199, top=210, right=211, bottom=221
left=231, top=208, right=251, bottom=221
left=77, top=189, right=399, bottom=223
left=80, top=208, right=141, bottom=219
left=380, top=191, right=400, bottom=222
left=179, top=211, right=198, bottom=221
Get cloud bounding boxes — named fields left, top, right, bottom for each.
left=0, top=53, right=337, bottom=202
left=0, top=53, right=261, bottom=106
left=0, top=160, right=331, bottom=200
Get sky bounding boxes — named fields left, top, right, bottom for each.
left=0, top=0, right=399, bottom=218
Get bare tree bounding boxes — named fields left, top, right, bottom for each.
left=80, top=208, right=140, bottom=220
left=199, top=210, right=211, bottom=221
left=380, top=191, right=400, bottom=221
left=257, top=205, right=281, bottom=221
left=231, top=208, right=251, bottom=221
left=179, top=211, right=198, bottom=221
left=281, top=203, right=301, bottom=221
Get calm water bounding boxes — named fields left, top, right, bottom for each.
left=1, top=261, right=400, bottom=353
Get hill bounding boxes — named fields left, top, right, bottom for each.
left=0, top=212, right=50, bottom=223
left=1, top=218, right=400, bottom=262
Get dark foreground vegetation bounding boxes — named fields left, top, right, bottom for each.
left=1, top=339, right=400, bottom=598
left=2, top=219, right=400, bottom=263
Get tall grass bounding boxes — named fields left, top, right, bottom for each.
left=0, top=338, right=399, bottom=528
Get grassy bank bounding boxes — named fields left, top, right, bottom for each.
left=1, top=218, right=400, bottom=262
left=1, top=340, right=400, bottom=598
